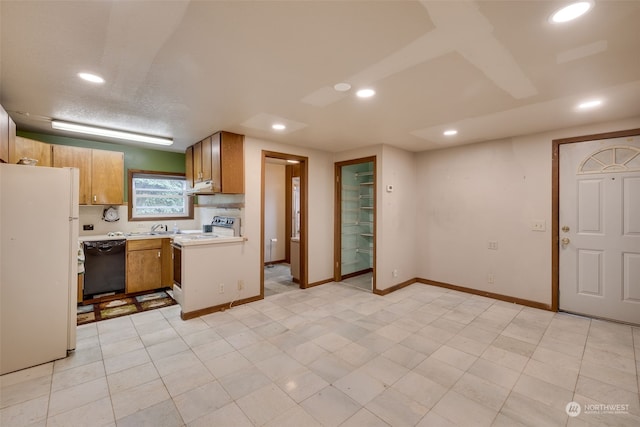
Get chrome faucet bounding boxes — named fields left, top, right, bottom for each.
left=151, top=223, right=167, bottom=233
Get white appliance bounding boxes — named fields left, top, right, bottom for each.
left=0, top=163, right=79, bottom=374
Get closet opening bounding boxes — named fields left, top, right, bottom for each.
left=334, top=157, right=376, bottom=292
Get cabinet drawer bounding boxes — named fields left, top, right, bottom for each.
left=127, top=239, right=162, bottom=251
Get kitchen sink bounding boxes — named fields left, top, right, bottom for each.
left=125, top=231, right=171, bottom=236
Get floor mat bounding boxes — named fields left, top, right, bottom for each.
left=77, top=289, right=177, bottom=325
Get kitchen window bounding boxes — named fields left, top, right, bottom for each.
left=128, top=170, right=193, bottom=220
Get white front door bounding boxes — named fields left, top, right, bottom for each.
left=559, top=136, right=640, bottom=325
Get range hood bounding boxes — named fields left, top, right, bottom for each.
left=185, top=180, right=214, bottom=195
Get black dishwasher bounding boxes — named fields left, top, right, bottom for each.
left=83, top=239, right=126, bottom=299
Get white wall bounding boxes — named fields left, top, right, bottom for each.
left=264, top=162, right=286, bottom=263
left=415, top=116, right=640, bottom=305
left=379, top=145, right=418, bottom=290
left=334, top=144, right=418, bottom=291
left=244, top=136, right=335, bottom=289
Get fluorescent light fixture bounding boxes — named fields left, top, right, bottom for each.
left=78, top=72, right=105, bottom=84
left=576, top=99, right=602, bottom=109
left=356, top=88, right=375, bottom=98
left=51, top=120, right=173, bottom=146
left=550, top=1, right=593, bottom=23
left=272, top=123, right=286, bottom=130
left=443, top=129, right=458, bottom=136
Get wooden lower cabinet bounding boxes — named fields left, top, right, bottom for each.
left=161, top=238, right=173, bottom=287
left=126, top=239, right=162, bottom=294
left=126, top=238, right=173, bottom=294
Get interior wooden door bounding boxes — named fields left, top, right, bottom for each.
left=559, top=136, right=640, bottom=324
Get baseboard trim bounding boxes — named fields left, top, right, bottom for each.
left=417, top=278, right=552, bottom=311
left=303, top=278, right=333, bottom=289
left=373, top=278, right=417, bottom=296
left=180, top=294, right=264, bottom=320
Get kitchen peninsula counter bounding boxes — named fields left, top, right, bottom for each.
left=172, top=236, right=256, bottom=320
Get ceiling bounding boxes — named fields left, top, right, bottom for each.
left=2, top=1, right=639, bottom=154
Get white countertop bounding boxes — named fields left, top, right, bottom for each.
left=172, top=235, right=246, bottom=247
left=79, top=229, right=213, bottom=242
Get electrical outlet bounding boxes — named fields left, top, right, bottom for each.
left=488, top=273, right=495, bottom=284
left=488, top=241, right=498, bottom=250
left=219, top=284, right=224, bottom=294
left=392, top=269, right=398, bottom=278
left=531, top=220, right=546, bottom=231
left=237, top=280, right=244, bottom=291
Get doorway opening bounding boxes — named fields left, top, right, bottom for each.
left=261, top=151, right=308, bottom=297
left=334, top=157, right=376, bottom=292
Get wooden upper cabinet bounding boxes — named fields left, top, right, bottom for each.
left=9, top=137, right=52, bottom=166
left=52, top=145, right=92, bottom=204
left=218, top=131, right=244, bottom=194
left=185, top=131, right=244, bottom=194
left=193, top=140, right=203, bottom=182
left=92, top=149, right=123, bottom=205
left=185, top=145, right=194, bottom=187
left=211, top=132, right=222, bottom=193
left=0, top=104, right=10, bottom=163
left=201, top=136, right=212, bottom=182
left=52, top=145, right=123, bottom=205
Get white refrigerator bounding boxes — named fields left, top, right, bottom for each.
left=0, top=163, right=79, bottom=375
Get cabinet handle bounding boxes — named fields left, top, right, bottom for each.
left=93, top=195, right=97, bottom=202
left=158, top=251, right=161, bottom=258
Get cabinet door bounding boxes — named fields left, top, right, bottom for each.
left=185, top=145, right=194, bottom=187
left=127, top=249, right=162, bottom=293
left=211, top=132, right=221, bottom=193
left=9, top=137, right=52, bottom=166
left=193, top=140, right=202, bottom=182
left=0, top=105, right=8, bottom=163
left=92, top=149, right=123, bottom=205
left=52, top=145, right=92, bottom=204
left=201, top=136, right=212, bottom=182
left=220, top=131, right=244, bottom=194
left=161, top=238, right=173, bottom=287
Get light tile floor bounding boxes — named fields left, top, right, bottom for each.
left=1, top=283, right=639, bottom=427
left=264, top=264, right=298, bottom=297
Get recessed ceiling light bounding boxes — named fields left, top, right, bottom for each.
left=77, top=72, right=105, bottom=84
left=272, top=123, right=286, bottom=130
left=334, top=83, right=351, bottom=92
left=356, top=88, right=375, bottom=98
left=443, top=129, right=458, bottom=136
left=577, top=99, right=602, bottom=109
left=550, top=1, right=593, bottom=23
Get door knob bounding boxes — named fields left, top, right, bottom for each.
left=562, top=226, right=570, bottom=232
left=561, top=237, right=570, bottom=245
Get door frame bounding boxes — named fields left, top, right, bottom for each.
left=334, top=156, right=377, bottom=291
left=261, top=150, right=308, bottom=292
left=551, top=127, right=640, bottom=311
